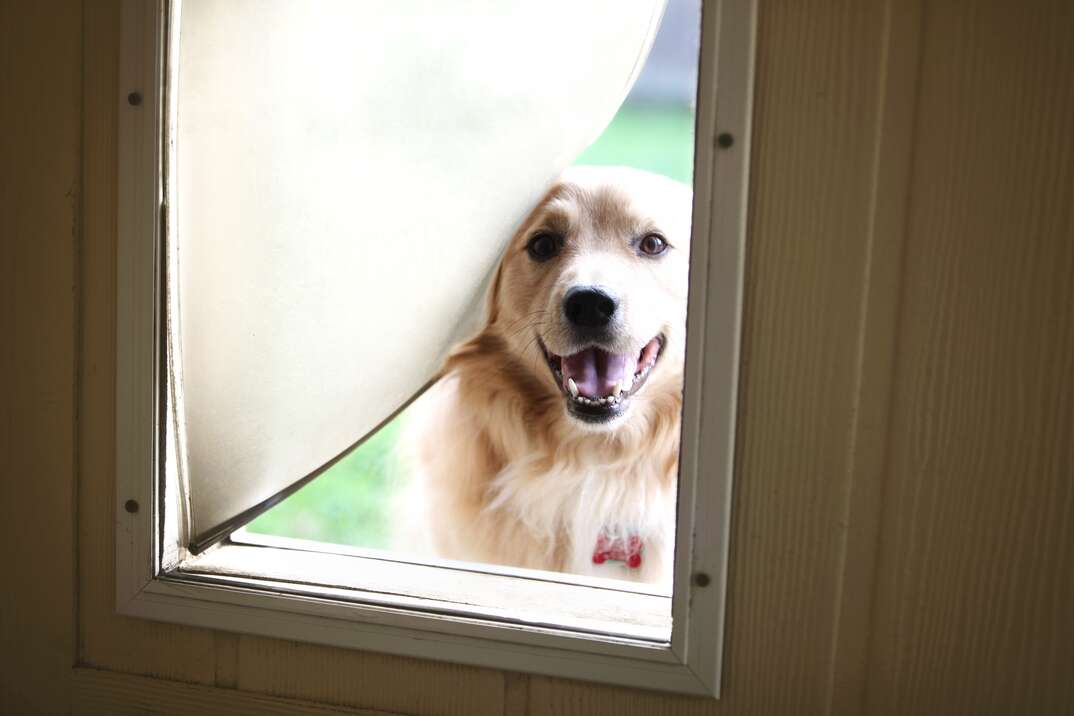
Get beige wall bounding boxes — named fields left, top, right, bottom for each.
left=3, top=0, right=1072, bottom=714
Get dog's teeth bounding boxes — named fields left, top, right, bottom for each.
left=619, top=376, right=631, bottom=395
left=567, top=378, right=579, bottom=398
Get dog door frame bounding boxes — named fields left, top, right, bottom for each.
left=115, top=0, right=755, bottom=696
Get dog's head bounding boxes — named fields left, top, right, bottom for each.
left=486, top=166, right=691, bottom=430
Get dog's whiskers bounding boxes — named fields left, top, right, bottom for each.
left=503, top=308, right=547, bottom=328
left=502, top=310, right=549, bottom=340
left=519, top=332, right=544, bottom=360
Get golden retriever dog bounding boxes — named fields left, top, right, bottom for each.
left=401, top=166, right=690, bottom=585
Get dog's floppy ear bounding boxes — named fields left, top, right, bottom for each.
left=483, top=181, right=567, bottom=328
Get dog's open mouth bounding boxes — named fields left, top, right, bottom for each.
left=539, top=335, right=664, bottom=423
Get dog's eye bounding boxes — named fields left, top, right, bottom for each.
left=526, top=232, right=562, bottom=262
left=638, top=233, right=669, bottom=256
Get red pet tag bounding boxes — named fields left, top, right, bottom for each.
left=592, top=531, right=643, bottom=569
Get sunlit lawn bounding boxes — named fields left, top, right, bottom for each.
left=246, top=418, right=404, bottom=547
left=245, top=103, right=694, bottom=548
left=575, top=103, right=694, bottom=184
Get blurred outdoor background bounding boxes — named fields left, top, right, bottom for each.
left=245, top=0, right=701, bottom=548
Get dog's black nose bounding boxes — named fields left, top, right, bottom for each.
left=563, top=287, right=618, bottom=328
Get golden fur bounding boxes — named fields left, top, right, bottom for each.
left=399, top=166, right=691, bottom=585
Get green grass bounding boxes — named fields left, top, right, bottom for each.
left=245, top=103, right=694, bottom=549
left=575, top=104, right=695, bottom=185
left=246, top=417, right=403, bottom=547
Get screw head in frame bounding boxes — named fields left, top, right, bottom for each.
left=124, top=499, right=139, bottom=514
left=127, top=91, right=143, bottom=106
left=717, top=132, right=734, bottom=149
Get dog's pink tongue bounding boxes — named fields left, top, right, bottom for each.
left=562, top=348, right=637, bottom=398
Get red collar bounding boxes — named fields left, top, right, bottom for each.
left=592, top=531, right=643, bottom=568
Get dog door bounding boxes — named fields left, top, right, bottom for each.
left=117, top=0, right=752, bottom=693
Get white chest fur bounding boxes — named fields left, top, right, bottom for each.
left=486, top=452, right=676, bottom=585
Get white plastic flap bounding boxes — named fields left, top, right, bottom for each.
left=175, top=0, right=665, bottom=544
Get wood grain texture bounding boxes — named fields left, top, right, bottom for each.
left=0, top=1, right=82, bottom=713
left=866, top=1, right=1074, bottom=713
left=825, top=1, right=924, bottom=713
left=234, top=637, right=504, bottom=716
left=72, top=667, right=401, bottom=716
left=503, top=672, right=530, bottom=716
